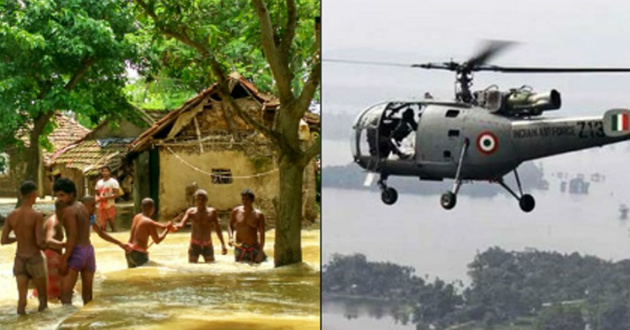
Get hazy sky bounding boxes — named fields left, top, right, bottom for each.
left=322, top=0, right=630, bottom=115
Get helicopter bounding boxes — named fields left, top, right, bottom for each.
left=329, top=41, right=630, bottom=212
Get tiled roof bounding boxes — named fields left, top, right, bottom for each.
left=42, top=113, right=91, bottom=165
left=54, top=138, right=133, bottom=176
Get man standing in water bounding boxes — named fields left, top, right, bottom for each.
left=1, top=181, right=47, bottom=314
left=125, top=198, right=172, bottom=268
left=228, top=188, right=267, bottom=263
left=95, top=165, right=120, bottom=232
left=55, top=178, right=126, bottom=306
left=174, top=189, right=227, bottom=263
left=33, top=200, right=66, bottom=301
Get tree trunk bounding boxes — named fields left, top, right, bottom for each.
left=274, top=156, right=305, bottom=267
left=301, top=138, right=318, bottom=222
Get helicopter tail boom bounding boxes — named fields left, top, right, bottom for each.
left=512, top=109, right=630, bottom=161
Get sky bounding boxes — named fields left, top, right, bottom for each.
left=322, top=0, right=630, bottom=116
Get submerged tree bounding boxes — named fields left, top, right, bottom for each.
left=134, top=0, right=320, bottom=266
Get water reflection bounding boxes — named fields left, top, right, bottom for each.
left=323, top=296, right=413, bottom=327
left=0, top=229, right=320, bottom=330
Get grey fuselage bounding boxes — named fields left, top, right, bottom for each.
left=352, top=101, right=629, bottom=181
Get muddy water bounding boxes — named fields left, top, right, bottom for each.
left=0, top=229, right=320, bottom=330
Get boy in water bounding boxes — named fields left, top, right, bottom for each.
left=174, top=189, right=227, bottom=263
left=126, top=198, right=172, bottom=268
left=228, top=188, right=267, bottom=263
left=1, top=181, right=47, bottom=314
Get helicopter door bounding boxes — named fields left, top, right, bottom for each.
left=416, top=106, right=465, bottom=167
left=351, top=103, right=389, bottom=168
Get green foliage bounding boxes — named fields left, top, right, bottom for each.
left=135, top=0, right=319, bottom=95
left=324, top=249, right=630, bottom=330
left=0, top=0, right=141, bottom=151
left=535, top=304, right=585, bottom=330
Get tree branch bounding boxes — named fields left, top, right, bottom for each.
left=295, top=60, right=320, bottom=118
left=65, top=57, right=94, bottom=91
left=300, top=133, right=320, bottom=166
left=251, top=0, right=294, bottom=103
left=279, top=0, right=297, bottom=63
left=135, top=0, right=284, bottom=149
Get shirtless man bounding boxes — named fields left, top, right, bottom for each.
left=125, top=198, right=172, bottom=268
left=174, top=190, right=227, bottom=263
left=54, top=178, right=126, bottom=306
left=228, top=188, right=267, bottom=263
left=33, top=200, right=66, bottom=301
left=1, top=181, right=47, bottom=314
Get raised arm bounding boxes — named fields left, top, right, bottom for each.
left=149, top=221, right=171, bottom=245
left=175, top=209, right=192, bottom=229
left=1, top=213, right=16, bottom=245
left=93, top=223, right=129, bottom=252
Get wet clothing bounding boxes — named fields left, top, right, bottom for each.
left=13, top=252, right=47, bottom=279
left=234, top=243, right=266, bottom=263
left=33, top=249, right=62, bottom=299
left=125, top=243, right=149, bottom=268
left=189, top=239, right=214, bottom=261
left=67, top=244, right=96, bottom=273
left=97, top=205, right=116, bottom=229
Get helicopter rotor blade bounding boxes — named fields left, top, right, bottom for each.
left=467, top=40, right=516, bottom=68
left=476, top=66, right=630, bottom=73
left=323, top=58, right=413, bottom=68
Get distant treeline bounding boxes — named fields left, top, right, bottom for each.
left=323, top=249, right=630, bottom=330
left=322, top=161, right=548, bottom=198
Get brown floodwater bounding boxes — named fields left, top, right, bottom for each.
left=0, top=228, right=320, bottom=330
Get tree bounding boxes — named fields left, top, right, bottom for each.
left=0, top=0, right=139, bottom=186
left=134, top=0, right=320, bottom=267
left=535, top=304, right=585, bottom=330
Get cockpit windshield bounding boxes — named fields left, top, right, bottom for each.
left=351, top=102, right=423, bottom=165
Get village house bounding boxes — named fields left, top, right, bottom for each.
left=51, top=110, right=168, bottom=199
left=128, top=73, right=319, bottom=222
left=0, top=112, right=90, bottom=197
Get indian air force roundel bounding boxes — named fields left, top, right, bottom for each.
left=476, top=131, right=499, bottom=155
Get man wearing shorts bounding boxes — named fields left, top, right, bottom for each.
left=95, top=166, right=120, bottom=232
left=174, top=190, right=227, bottom=263
left=228, top=188, right=267, bottom=263
left=54, top=178, right=110, bottom=306
left=125, top=198, right=172, bottom=268
left=1, top=181, right=47, bottom=314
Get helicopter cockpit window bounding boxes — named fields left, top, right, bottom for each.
left=352, top=102, right=423, bottom=162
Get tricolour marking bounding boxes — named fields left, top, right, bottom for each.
left=603, top=109, right=630, bottom=137
left=476, top=131, right=499, bottom=155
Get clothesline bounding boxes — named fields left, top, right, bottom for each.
left=166, top=146, right=278, bottom=179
